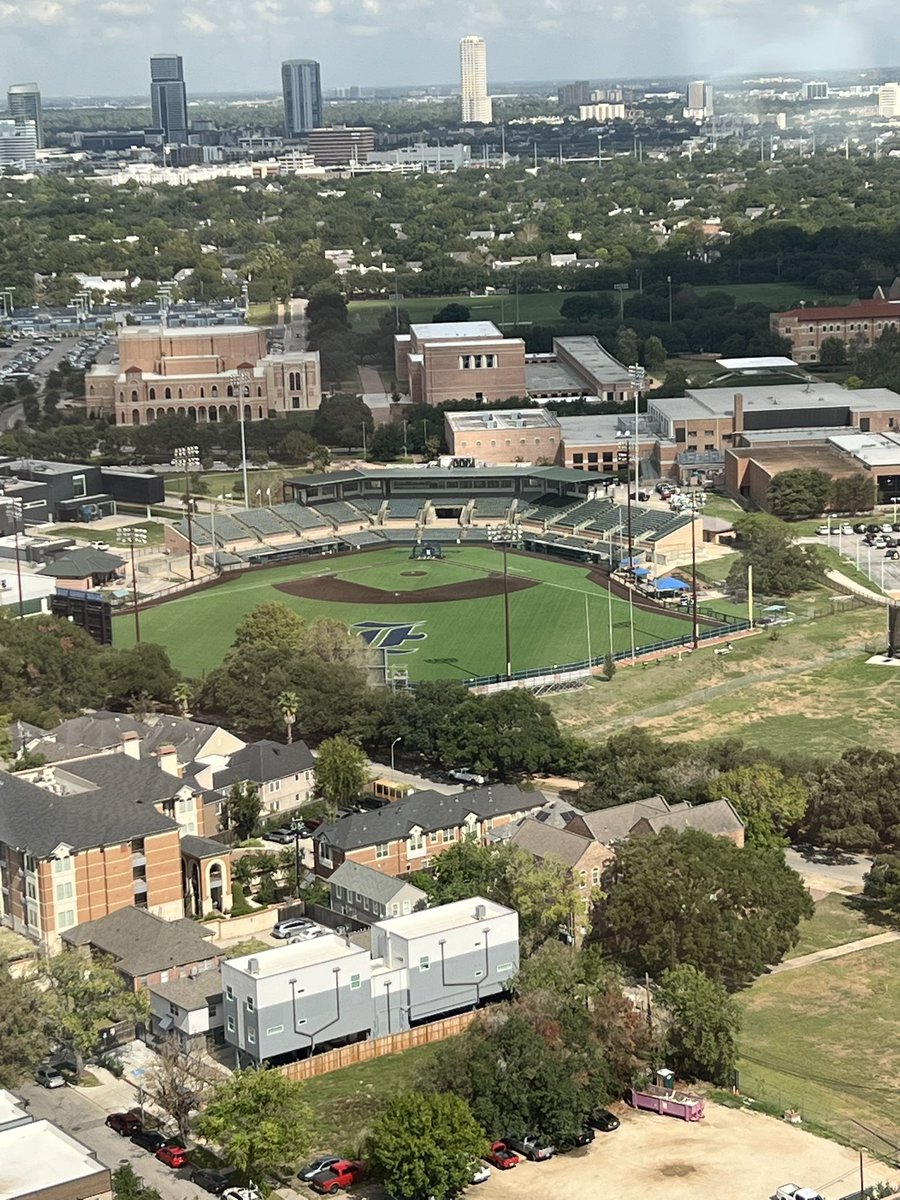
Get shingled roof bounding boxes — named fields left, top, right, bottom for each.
left=212, top=738, right=314, bottom=789
left=62, top=907, right=218, bottom=979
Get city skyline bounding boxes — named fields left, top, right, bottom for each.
left=2, top=1, right=900, bottom=97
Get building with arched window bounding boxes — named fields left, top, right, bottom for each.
left=86, top=325, right=321, bottom=427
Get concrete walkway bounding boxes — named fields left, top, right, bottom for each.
left=770, top=929, right=900, bottom=973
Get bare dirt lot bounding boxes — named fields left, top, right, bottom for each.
left=475, top=1104, right=888, bottom=1200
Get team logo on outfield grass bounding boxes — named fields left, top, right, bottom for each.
left=353, top=620, right=427, bottom=655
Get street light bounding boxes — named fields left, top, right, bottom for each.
left=9, top=497, right=24, bottom=619
left=173, top=445, right=200, bottom=582
left=390, top=737, right=402, bottom=773
left=667, top=275, right=673, bottom=325
left=289, top=816, right=306, bottom=899
left=116, top=526, right=148, bottom=642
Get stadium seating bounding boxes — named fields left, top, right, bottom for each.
left=471, top=497, right=513, bottom=519
left=313, top=500, right=365, bottom=524
left=384, top=498, right=424, bottom=520
left=270, top=503, right=329, bottom=531
left=232, top=508, right=296, bottom=538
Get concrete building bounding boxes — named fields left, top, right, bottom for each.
left=0, top=1117, right=112, bottom=1200
left=444, top=407, right=561, bottom=465
left=85, top=324, right=321, bottom=427
left=558, top=81, right=591, bottom=109
left=771, top=296, right=900, bottom=362
left=328, top=860, right=428, bottom=924
left=878, top=83, right=900, bottom=118
left=150, top=54, right=188, bottom=145
left=459, top=35, right=492, bottom=124
left=307, top=126, right=374, bottom=166
left=528, top=336, right=638, bottom=403
left=684, top=80, right=713, bottom=120
left=578, top=103, right=625, bottom=121
left=7, top=83, right=43, bottom=148
left=805, top=81, right=829, bottom=101
left=366, top=142, right=472, bottom=171
left=394, top=321, right=526, bottom=406
left=0, top=118, right=36, bottom=171
left=282, top=59, right=323, bottom=137
left=223, top=896, right=518, bottom=1063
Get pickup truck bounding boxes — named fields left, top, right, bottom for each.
left=774, top=1186, right=824, bottom=1200
left=310, top=1160, right=365, bottom=1195
left=502, top=1133, right=554, bottom=1161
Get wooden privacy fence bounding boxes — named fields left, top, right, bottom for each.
left=277, top=1010, right=479, bottom=1081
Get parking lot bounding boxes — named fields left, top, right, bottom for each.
left=476, top=1104, right=887, bottom=1200
left=814, top=522, right=900, bottom=593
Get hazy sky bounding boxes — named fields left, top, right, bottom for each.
left=2, top=0, right=899, bottom=97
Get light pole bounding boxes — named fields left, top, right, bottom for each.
left=289, top=816, right=305, bottom=898
left=10, top=497, right=24, bottom=619
left=690, top=510, right=699, bottom=650
left=116, top=526, right=148, bottom=642
left=667, top=275, right=673, bottom=325
left=614, top=283, right=629, bottom=323
left=891, top=495, right=900, bottom=523
left=173, top=445, right=200, bottom=581
left=390, top=736, right=402, bottom=773
left=232, top=368, right=251, bottom=508
left=628, top=365, right=646, bottom=496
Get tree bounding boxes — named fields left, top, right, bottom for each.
left=37, top=952, right=147, bottom=1074
left=312, top=394, right=372, bottom=448
left=282, top=429, right=318, bottom=465
left=805, top=747, right=900, bottom=849
left=593, top=828, right=814, bottom=988
left=864, top=853, right=900, bottom=913
left=615, top=325, right=640, bottom=366
left=603, top=652, right=616, bottom=680
left=707, top=763, right=808, bottom=847
left=195, top=1067, right=311, bottom=1176
left=366, top=1092, right=485, bottom=1200
left=369, top=422, right=406, bottom=462
left=437, top=689, right=564, bottom=780
left=173, top=680, right=193, bottom=718
left=432, top=302, right=471, bottom=323
left=112, top=1164, right=161, bottom=1200
left=642, top=335, right=667, bottom=372
left=0, top=958, right=50, bottom=1087
left=727, top=513, right=823, bottom=597
left=145, top=1035, right=220, bottom=1141
left=766, top=469, right=833, bottom=519
left=104, top=643, right=181, bottom=709
left=232, top=603, right=308, bottom=653
left=819, top=336, right=847, bottom=367
left=656, top=965, right=741, bottom=1084
left=222, top=781, right=262, bottom=840
left=277, top=690, right=299, bottom=744
left=831, top=473, right=875, bottom=515
left=314, top=735, right=368, bottom=806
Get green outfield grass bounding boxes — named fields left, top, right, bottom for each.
left=117, top=546, right=701, bottom=681
left=349, top=291, right=584, bottom=332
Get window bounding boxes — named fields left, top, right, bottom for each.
left=350, top=974, right=361, bottom=990
left=208, top=1004, right=217, bottom=1018
left=248, top=1030, right=256, bottom=1045
left=375, top=842, right=390, bottom=859
left=57, top=909, right=76, bottom=929
left=225, top=984, right=234, bottom=1000
left=246, top=996, right=255, bottom=1012
left=408, top=829, right=425, bottom=853
left=266, top=1024, right=284, bottom=1036
left=334, top=885, right=344, bottom=900
left=443, top=827, right=456, bottom=843
left=496, top=961, right=513, bottom=973
left=227, top=1016, right=235, bottom=1032
left=55, top=881, right=73, bottom=901
left=292, top=396, right=301, bottom=409
left=53, top=856, right=72, bottom=874
left=23, top=854, right=36, bottom=873
left=318, top=844, right=333, bottom=867
left=169, top=1003, right=179, bottom=1016
left=573, top=453, right=584, bottom=464
left=418, top=955, right=430, bottom=972
left=591, top=867, right=601, bottom=885
left=390, top=903, right=400, bottom=916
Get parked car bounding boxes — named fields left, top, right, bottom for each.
left=35, top=1065, right=65, bottom=1089
left=309, top=1159, right=365, bottom=1194
left=291, top=926, right=328, bottom=942
left=588, top=1108, right=621, bottom=1132
left=892, top=522, right=900, bottom=533
left=222, top=1190, right=261, bottom=1200
left=557, top=1127, right=596, bottom=1150
left=105, top=1111, right=142, bottom=1136
left=130, top=1128, right=169, bottom=1153
left=190, top=1169, right=232, bottom=1195
left=882, top=523, right=894, bottom=534
left=503, top=1134, right=554, bottom=1161
left=470, top=1162, right=491, bottom=1184
left=774, top=1186, right=824, bottom=1200
left=840, top=524, right=854, bottom=535
left=874, top=536, right=887, bottom=549
left=887, top=549, right=900, bottom=560
left=265, top=828, right=296, bottom=844
left=448, top=769, right=486, bottom=785
left=885, top=537, right=898, bottom=548
left=484, top=1141, right=519, bottom=1169
left=272, top=916, right=315, bottom=938
left=89, top=540, right=110, bottom=551
left=298, top=1157, right=342, bottom=1182
left=815, top=525, right=831, bottom=536
left=867, top=524, right=882, bottom=534
left=156, top=1144, right=189, bottom=1169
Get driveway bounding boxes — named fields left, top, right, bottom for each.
left=476, top=1104, right=886, bottom=1200
left=785, top=846, right=872, bottom=895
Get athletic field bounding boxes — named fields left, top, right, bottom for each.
left=117, top=546, right=698, bottom=681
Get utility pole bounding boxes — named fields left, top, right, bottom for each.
left=11, top=498, right=24, bottom=619
left=690, top=510, right=699, bottom=649
left=503, top=543, right=512, bottom=678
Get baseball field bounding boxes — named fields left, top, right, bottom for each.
left=116, top=545, right=705, bottom=681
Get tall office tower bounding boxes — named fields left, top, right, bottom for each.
left=459, top=35, right=492, bottom=124
left=0, top=119, right=37, bottom=171
left=878, top=83, right=900, bottom=118
left=684, top=80, right=713, bottom=120
left=282, top=60, right=323, bottom=137
left=7, top=83, right=43, bottom=149
left=150, top=54, right=189, bottom=144
left=805, top=81, right=829, bottom=101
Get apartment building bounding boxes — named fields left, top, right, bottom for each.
left=201, top=738, right=316, bottom=833
left=86, top=325, right=321, bottom=427
left=223, top=896, right=518, bottom=1063
left=566, top=794, right=745, bottom=848
left=508, top=818, right=611, bottom=898
left=306, top=126, right=374, bottom=166
left=394, top=322, right=526, bottom=406
left=313, top=784, right=545, bottom=879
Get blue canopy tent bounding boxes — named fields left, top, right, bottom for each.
left=653, top=576, right=690, bottom=593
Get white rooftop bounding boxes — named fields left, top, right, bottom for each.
left=226, top=933, right=367, bottom=979
left=0, top=1089, right=29, bottom=1131
left=446, top=408, right=557, bottom=432
left=0, top=1119, right=107, bottom=1200
left=411, top=321, right=502, bottom=340
left=373, top=895, right=513, bottom=939
left=716, top=356, right=799, bottom=370
left=829, top=430, right=900, bottom=466
left=118, top=324, right=253, bottom=339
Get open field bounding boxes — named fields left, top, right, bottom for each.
left=693, top=283, right=851, bottom=309
left=739, top=938, right=900, bottom=1151
left=787, top=893, right=885, bottom=959
left=550, top=603, right=890, bottom=758
left=349, top=291, right=577, bottom=332
left=116, top=546, right=702, bottom=680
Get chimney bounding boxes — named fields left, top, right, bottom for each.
left=120, top=731, right=141, bottom=760
left=154, top=745, right=181, bottom=778
left=732, top=393, right=744, bottom=436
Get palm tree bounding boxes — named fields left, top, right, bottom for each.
left=173, top=681, right=193, bottom=719
left=277, top=691, right=299, bottom=744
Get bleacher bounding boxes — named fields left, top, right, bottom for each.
left=340, top=529, right=385, bottom=546
left=585, top=511, right=624, bottom=537
left=313, top=500, right=364, bottom=525
left=232, top=508, right=296, bottom=538
left=645, top=512, right=694, bottom=542
left=384, top=498, right=423, bottom=520
left=352, top=497, right=384, bottom=515
left=521, top=492, right=575, bottom=519
left=471, top=497, right=513, bottom=519
left=270, top=503, right=328, bottom=531
left=551, top=498, right=617, bottom=530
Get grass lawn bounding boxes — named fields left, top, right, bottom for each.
left=48, top=521, right=165, bottom=546
left=739, top=939, right=900, bottom=1149
left=247, top=302, right=278, bottom=326
left=695, top=551, right=739, bottom=584
left=349, top=291, right=588, bottom=332
left=815, top=544, right=886, bottom=595
left=693, top=283, right=851, bottom=309
left=164, top=468, right=296, bottom=503
left=115, top=546, right=700, bottom=681
left=786, top=893, right=886, bottom=959
left=550, top=603, right=890, bottom=759
left=300, top=1043, right=440, bottom=1155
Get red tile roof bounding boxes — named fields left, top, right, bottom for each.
left=777, top=300, right=900, bottom=321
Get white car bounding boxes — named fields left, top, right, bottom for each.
left=89, top=541, right=110, bottom=551
left=290, top=926, right=328, bottom=942
left=471, top=1163, right=491, bottom=1185
left=222, top=1190, right=261, bottom=1200
left=774, top=1185, right=824, bottom=1200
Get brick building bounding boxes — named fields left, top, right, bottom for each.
left=508, top=817, right=612, bottom=896
left=444, top=407, right=561, bottom=465
left=85, top=325, right=321, bottom=427
left=394, top=322, right=526, bottom=406
left=566, top=794, right=745, bottom=848
left=770, top=294, right=900, bottom=363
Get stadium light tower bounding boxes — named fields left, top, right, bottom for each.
left=627, top=365, right=646, bottom=495
left=116, top=526, right=148, bottom=642
left=173, top=445, right=201, bottom=581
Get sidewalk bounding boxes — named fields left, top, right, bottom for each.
left=771, top=929, right=900, bottom=973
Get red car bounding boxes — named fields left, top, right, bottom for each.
left=155, top=1145, right=189, bottom=1169
left=484, top=1141, right=519, bottom=1170
left=310, top=1160, right=365, bottom=1194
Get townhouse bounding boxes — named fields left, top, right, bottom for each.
left=565, top=794, right=745, bottom=848
left=328, top=859, right=428, bottom=925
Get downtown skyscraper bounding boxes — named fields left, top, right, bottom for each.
left=150, top=54, right=189, bottom=144
left=459, top=35, right=492, bottom=124
left=282, top=60, right=323, bottom=138
left=7, top=83, right=43, bottom=149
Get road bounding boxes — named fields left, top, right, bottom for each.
left=18, top=1080, right=216, bottom=1200
left=784, top=845, right=872, bottom=894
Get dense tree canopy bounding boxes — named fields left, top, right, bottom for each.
left=727, top=513, right=823, bottom=596
left=366, top=1092, right=485, bottom=1200
left=656, top=965, right=741, bottom=1085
